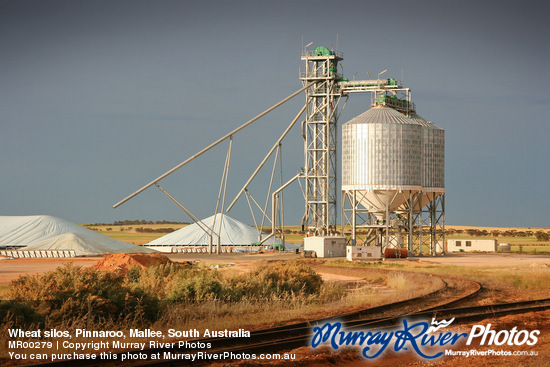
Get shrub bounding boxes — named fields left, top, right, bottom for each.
left=165, top=262, right=324, bottom=303
left=8, top=264, right=158, bottom=325
left=135, top=227, right=176, bottom=233
left=126, top=265, right=142, bottom=283
left=234, top=262, right=323, bottom=299
left=535, top=232, right=549, bottom=241
left=130, top=263, right=189, bottom=299
left=0, top=300, right=44, bottom=327
left=168, top=272, right=224, bottom=302
left=318, top=283, right=346, bottom=302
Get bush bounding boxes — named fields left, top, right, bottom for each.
left=8, top=264, right=158, bottom=325
left=135, top=227, right=176, bottom=233
left=168, top=272, right=224, bottom=302
left=535, top=232, right=549, bottom=241
left=129, top=263, right=187, bottom=299
left=164, top=262, right=324, bottom=303
left=0, top=300, right=44, bottom=327
left=234, top=262, right=323, bottom=299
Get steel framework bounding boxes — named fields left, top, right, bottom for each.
left=342, top=190, right=445, bottom=256
left=299, top=48, right=346, bottom=236
left=411, top=192, right=445, bottom=255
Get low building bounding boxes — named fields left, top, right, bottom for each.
left=346, top=245, right=382, bottom=261
left=447, top=239, right=497, bottom=253
left=303, top=236, right=346, bottom=258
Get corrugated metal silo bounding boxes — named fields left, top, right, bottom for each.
left=410, top=113, right=445, bottom=190
left=342, top=106, right=423, bottom=219
left=409, top=113, right=445, bottom=210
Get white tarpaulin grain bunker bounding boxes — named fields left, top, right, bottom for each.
left=0, top=215, right=155, bottom=256
left=146, top=214, right=296, bottom=250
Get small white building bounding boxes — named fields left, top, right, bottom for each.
left=447, top=239, right=497, bottom=253
left=303, top=236, right=346, bottom=258
left=346, top=246, right=382, bottom=261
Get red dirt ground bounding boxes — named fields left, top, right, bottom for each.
left=92, top=253, right=172, bottom=273
left=0, top=257, right=102, bottom=286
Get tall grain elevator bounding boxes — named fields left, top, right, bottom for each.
left=299, top=46, right=345, bottom=236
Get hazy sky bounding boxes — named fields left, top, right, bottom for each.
left=1, top=0, right=549, bottom=227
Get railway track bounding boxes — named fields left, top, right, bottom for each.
left=107, top=297, right=549, bottom=367
left=26, top=269, right=482, bottom=367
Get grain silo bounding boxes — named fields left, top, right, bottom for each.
left=342, top=104, right=445, bottom=256
left=410, top=113, right=445, bottom=194
left=409, top=113, right=445, bottom=255
left=342, top=107, right=422, bottom=218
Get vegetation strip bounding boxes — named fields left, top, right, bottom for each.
left=23, top=269, right=482, bottom=367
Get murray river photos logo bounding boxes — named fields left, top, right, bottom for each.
left=310, top=317, right=540, bottom=359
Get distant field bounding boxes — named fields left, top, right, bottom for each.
left=446, top=225, right=549, bottom=233
left=447, top=233, right=550, bottom=247
left=84, top=223, right=189, bottom=245
left=83, top=223, right=550, bottom=251
left=445, top=226, right=550, bottom=253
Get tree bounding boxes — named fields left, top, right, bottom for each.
left=535, top=232, right=549, bottom=241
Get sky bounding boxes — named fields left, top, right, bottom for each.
left=1, top=0, right=549, bottom=228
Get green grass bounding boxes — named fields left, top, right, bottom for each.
left=510, top=245, right=550, bottom=253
